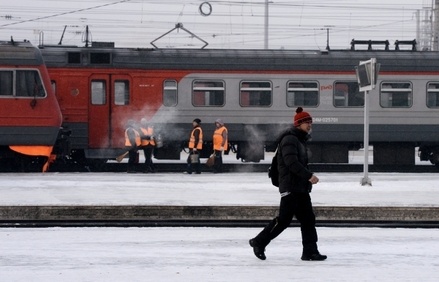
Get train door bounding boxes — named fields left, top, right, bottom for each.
left=89, top=74, right=111, bottom=148
left=89, top=74, right=132, bottom=150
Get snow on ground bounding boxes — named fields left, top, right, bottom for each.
left=0, top=227, right=438, bottom=281
left=1, top=157, right=438, bottom=281
left=0, top=172, right=438, bottom=207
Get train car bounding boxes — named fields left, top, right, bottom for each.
left=0, top=40, right=63, bottom=171
left=38, top=42, right=439, bottom=168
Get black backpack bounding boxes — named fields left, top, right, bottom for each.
left=268, top=148, right=279, bottom=187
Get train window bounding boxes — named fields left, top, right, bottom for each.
left=68, top=52, right=81, bottom=64
left=192, top=80, right=225, bottom=106
left=91, top=80, right=106, bottom=105
left=286, top=81, right=319, bottom=107
left=16, top=70, right=45, bottom=97
left=0, top=71, right=13, bottom=96
left=163, top=80, right=177, bottom=107
left=114, top=80, right=129, bottom=105
left=427, top=82, right=439, bottom=108
left=0, top=70, right=45, bottom=97
left=240, top=81, right=272, bottom=107
left=90, top=53, right=111, bottom=64
left=380, top=82, right=412, bottom=108
left=333, top=82, right=363, bottom=107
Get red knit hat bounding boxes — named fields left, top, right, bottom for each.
left=294, top=107, right=312, bottom=127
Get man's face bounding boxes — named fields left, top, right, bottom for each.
left=298, top=121, right=312, bottom=133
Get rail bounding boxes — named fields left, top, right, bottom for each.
left=1, top=205, right=438, bottom=228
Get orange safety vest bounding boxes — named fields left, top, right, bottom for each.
left=140, top=126, right=156, bottom=146
left=189, top=127, right=203, bottom=150
left=213, top=126, right=228, bottom=151
left=125, top=128, right=141, bottom=147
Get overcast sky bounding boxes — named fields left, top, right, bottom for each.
left=0, top=0, right=431, bottom=50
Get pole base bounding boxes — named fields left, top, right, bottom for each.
left=360, top=177, right=372, bottom=186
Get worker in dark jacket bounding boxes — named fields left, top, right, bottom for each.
left=249, top=107, right=327, bottom=261
left=139, top=118, right=156, bottom=173
left=125, top=119, right=141, bottom=173
left=187, top=118, right=203, bottom=174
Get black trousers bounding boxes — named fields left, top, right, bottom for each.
left=253, top=192, right=318, bottom=255
left=213, top=150, right=223, bottom=173
left=127, top=148, right=138, bottom=172
left=142, top=145, right=154, bottom=171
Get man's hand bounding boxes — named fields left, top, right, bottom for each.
left=309, top=175, right=319, bottom=184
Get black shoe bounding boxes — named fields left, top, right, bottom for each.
left=301, top=252, right=327, bottom=261
left=249, top=239, right=266, bottom=260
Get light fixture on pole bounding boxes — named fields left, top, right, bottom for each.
left=355, top=58, right=380, bottom=186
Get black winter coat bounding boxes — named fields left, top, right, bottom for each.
left=276, top=127, right=313, bottom=194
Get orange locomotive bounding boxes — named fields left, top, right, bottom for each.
left=0, top=40, right=63, bottom=171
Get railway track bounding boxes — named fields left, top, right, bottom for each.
left=1, top=206, right=438, bottom=228
left=2, top=220, right=439, bottom=228
left=45, top=162, right=439, bottom=173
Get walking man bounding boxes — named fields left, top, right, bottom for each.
left=249, top=107, right=327, bottom=261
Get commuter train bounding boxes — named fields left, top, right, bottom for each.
left=1, top=38, right=439, bottom=171
left=0, top=40, right=63, bottom=171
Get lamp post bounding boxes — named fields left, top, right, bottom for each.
left=356, top=58, right=379, bottom=186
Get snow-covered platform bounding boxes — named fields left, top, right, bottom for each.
left=0, top=172, right=438, bottom=225
left=1, top=172, right=439, bottom=281
left=2, top=172, right=438, bottom=206
left=1, top=227, right=439, bottom=281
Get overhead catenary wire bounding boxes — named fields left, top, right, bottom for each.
left=0, top=0, right=427, bottom=49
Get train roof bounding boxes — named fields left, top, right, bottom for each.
left=0, top=40, right=44, bottom=66
left=38, top=44, right=439, bottom=72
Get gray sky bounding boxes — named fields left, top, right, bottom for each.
left=0, top=0, right=430, bottom=50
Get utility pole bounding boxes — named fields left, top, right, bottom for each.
left=434, top=0, right=439, bottom=50
left=326, top=28, right=330, bottom=50
left=323, top=26, right=334, bottom=51
left=264, top=0, right=269, bottom=49
left=83, top=25, right=90, bottom=47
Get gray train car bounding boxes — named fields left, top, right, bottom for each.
left=39, top=43, right=439, bottom=167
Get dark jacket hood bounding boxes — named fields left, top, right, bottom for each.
left=276, top=126, right=310, bottom=145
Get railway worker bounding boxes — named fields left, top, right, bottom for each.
left=125, top=119, right=141, bottom=173
left=249, top=107, right=327, bottom=261
left=212, top=118, right=228, bottom=173
left=139, top=118, right=156, bottom=173
left=187, top=118, right=203, bottom=174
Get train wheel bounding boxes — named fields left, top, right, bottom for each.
left=429, top=151, right=439, bottom=167
left=236, top=142, right=264, bottom=162
left=87, top=159, right=108, bottom=172
left=10, top=154, right=46, bottom=172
